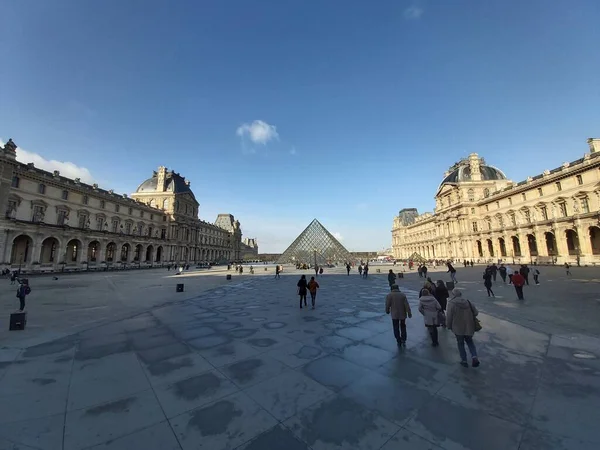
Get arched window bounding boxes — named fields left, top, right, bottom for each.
left=162, top=199, right=169, bottom=210
left=149, top=199, right=156, bottom=207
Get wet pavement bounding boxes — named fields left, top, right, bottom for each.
left=0, top=267, right=599, bottom=449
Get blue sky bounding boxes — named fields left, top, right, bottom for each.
left=2, top=0, right=599, bottom=252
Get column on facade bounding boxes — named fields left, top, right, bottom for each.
left=555, top=226, right=569, bottom=258
left=576, top=222, right=593, bottom=257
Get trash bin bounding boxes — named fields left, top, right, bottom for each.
left=398, top=272, right=404, bottom=278
left=376, top=269, right=381, bottom=273
left=9, top=312, right=27, bottom=330
left=176, top=283, right=184, bottom=292
left=264, top=267, right=268, bottom=271
left=226, top=274, right=232, bottom=280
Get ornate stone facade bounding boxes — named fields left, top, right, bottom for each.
left=240, top=237, right=259, bottom=260
left=0, top=139, right=244, bottom=272
left=392, top=138, right=600, bottom=265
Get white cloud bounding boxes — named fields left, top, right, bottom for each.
left=403, top=6, right=423, bottom=20
left=2, top=139, right=95, bottom=184
left=236, top=120, right=279, bottom=145
left=333, top=232, right=344, bottom=241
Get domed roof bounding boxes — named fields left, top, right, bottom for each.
left=136, top=171, right=196, bottom=199
left=440, top=164, right=507, bottom=185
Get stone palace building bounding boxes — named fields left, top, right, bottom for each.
left=392, top=138, right=600, bottom=265
left=0, top=138, right=244, bottom=273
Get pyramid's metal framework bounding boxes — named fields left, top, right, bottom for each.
left=277, top=219, right=355, bottom=265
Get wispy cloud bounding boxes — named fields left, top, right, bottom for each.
left=1, top=139, right=95, bottom=184
left=403, top=6, right=423, bottom=20
left=236, top=120, right=279, bottom=145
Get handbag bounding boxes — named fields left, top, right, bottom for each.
left=467, top=300, right=482, bottom=332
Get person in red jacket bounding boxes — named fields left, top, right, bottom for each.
left=512, top=272, right=526, bottom=300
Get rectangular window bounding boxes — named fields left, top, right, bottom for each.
left=496, top=201, right=500, bottom=209
left=487, top=220, right=492, bottom=230
left=576, top=174, right=583, bottom=185
left=11, top=176, right=19, bottom=188
left=140, top=211, right=144, bottom=218
left=472, top=222, right=478, bottom=232
left=150, top=214, right=154, bottom=220
left=485, top=204, right=489, bottom=211
left=112, top=220, right=119, bottom=233
left=555, top=182, right=562, bottom=192
left=32, top=205, right=44, bottom=222
left=522, top=193, right=526, bottom=201
left=161, top=228, right=167, bottom=239
left=524, top=210, right=531, bottom=223
left=57, top=210, right=68, bottom=226
left=128, top=207, right=132, bottom=215
left=6, top=200, right=17, bottom=218
left=78, top=214, right=88, bottom=228
left=538, top=188, right=543, bottom=197
left=38, top=184, right=46, bottom=194
left=96, top=217, right=104, bottom=230
left=100, top=200, right=105, bottom=209
left=163, top=215, right=167, bottom=221
left=581, top=197, right=590, bottom=213
left=83, top=195, right=89, bottom=205
left=559, top=202, right=567, bottom=217
left=470, top=208, right=475, bottom=214
left=126, top=222, right=132, bottom=234
left=540, top=206, right=548, bottom=221
left=115, top=204, right=120, bottom=212
left=60, top=190, right=68, bottom=200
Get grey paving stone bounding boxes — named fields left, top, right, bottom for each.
left=86, top=421, right=181, bottom=450
left=136, top=342, right=191, bottom=364
left=64, top=390, right=166, bottom=450
left=170, top=391, right=277, bottom=450
left=519, top=428, right=598, bottom=450
left=237, top=424, right=310, bottom=450
left=305, top=334, right=354, bottom=355
left=187, top=334, right=232, bottom=350
left=302, top=355, right=372, bottom=392
left=379, top=355, right=454, bottom=393
left=437, top=348, right=543, bottom=425
left=221, top=355, right=289, bottom=388
left=266, top=341, right=325, bottom=368
left=141, top=352, right=213, bottom=386
left=530, top=356, right=600, bottom=443
left=0, top=383, right=69, bottom=423
left=154, top=370, right=239, bottom=418
left=339, top=343, right=396, bottom=368
left=284, top=395, right=400, bottom=450
left=405, top=395, right=524, bottom=450
left=379, top=428, right=444, bottom=450
left=195, top=340, right=261, bottom=368
left=355, top=319, right=390, bottom=334
left=341, top=372, right=432, bottom=426
left=335, top=326, right=378, bottom=341
left=0, top=413, right=64, bottom=450
left=245, top=370, right=335, bottom=421
left=0, top=437, right=38, bottom=450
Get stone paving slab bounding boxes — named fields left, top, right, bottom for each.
left=1, top=267, right=599, bottom=449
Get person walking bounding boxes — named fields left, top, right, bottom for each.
left=434, top=280, right=449, bottom=328
left=363, top=264, right=369, bottom=278
left=358, top=264, right=363, bottom=276
left=483, top=269, right=495, bottom=297
left=274, top=265, right=281, bottom=279
left=512, top=271, right=526, bottom=300
left=314, top=265, right=319, bottom=277
left=16, top=279, right=31, bottom=311
left=346, top=263, right=351, bottom=276
left=385, top=284, right=412, bottom=346
left=532, top=267, right=540, bottom=285
left=447, top=262, right=458, bottom=284
left=446, top=289, right=480, bottom=368
left=564, top=263, right=571, bottom=276
left=506, top=265, right=514, bottom=284
left=418, top=288, right=442, bottom=346
left=417, top=265, right=423, bottom=278
left=490, top=263, right=498, bottom=283
left=307, top=276, right=320, bottom=309
left=498, top=264, right=507, bottom=283
left=10, top=271, right=17, bottom=285
left=297, top=275, right=308, bottom=309
left=422, top=264, right=428, bottom=279
left=520, top=265, right=530, bottom=285
left=319, top=266, right=324, bottom=276
left=387, top=269, right=397, bottom=290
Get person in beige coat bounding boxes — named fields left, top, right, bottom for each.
left=446, top=289, right=480, bottom=368
left=385, top=285, right=412, bottom=346
left=418, top=288, right=442, bottom=346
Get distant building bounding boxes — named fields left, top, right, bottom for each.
left=0, top=138, right=244, bottom=272
left=240, top=237, right=259, bottom=260
left=392, top=138, right=600, bottom=265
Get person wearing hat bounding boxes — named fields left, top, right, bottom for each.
left=385, top=284, right=412, bottom=346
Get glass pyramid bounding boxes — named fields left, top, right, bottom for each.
left=277, top=219, right=354, bottom=264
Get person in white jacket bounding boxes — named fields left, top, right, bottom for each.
left=418, top=288, right=442, bottom=347
left=506, top=266, right=514, bottom=284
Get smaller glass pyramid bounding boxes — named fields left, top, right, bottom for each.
left=277, top=219, right=354, bottom=265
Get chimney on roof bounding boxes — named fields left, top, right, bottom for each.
left=588, top=138, right=600, bottom=154
left=157, top=166, right=167, bottom=192
left=468, top=153, right=481, bottom=181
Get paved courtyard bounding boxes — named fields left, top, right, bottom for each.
left=0, top=265, right=599, bottom=449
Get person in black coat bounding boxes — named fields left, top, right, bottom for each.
left=434, top=280, right=449, bottom=311
left=297, top=275, right=308, bottom=309
left=483, top=268, right=495, bottom=297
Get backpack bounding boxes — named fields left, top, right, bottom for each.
left=24, top=285, right=31, bottom=295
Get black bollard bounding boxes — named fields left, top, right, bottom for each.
left=176, top=284, right=184, bottom=292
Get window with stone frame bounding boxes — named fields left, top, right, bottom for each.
left=538, top=187, right=543, bottom=197
left=111, top=219, right=119, bottom=233
left=510, top=213, right=517, bottom=226
left=496, top=215, right=504, bottom=228
left=555, top=182, right=562, bottom=192
left=128, top=207, right=133, bottom=215
left=6, top=199, right=17, bottom=218
left=558, top=201, right=568, bottom=217
left=78, top=213, right=88, bottom=229
left=96, top=216, right=104, bottom=231
left=125, top=222, right=132, bottom=234
left=62, top=190, right=69, bottom=200
left=115, top=204, right=120, bottom=212
left=38, top=184, right=46, bottom=194
left=82, top=195, right=89, bottom=205
left=580, top=196, right=590, bottom=213
left=484, top=188, right=490, bottom=198
left=522, top=193, right=526, bottom=201
left=140, top=211, right=144, bottom=218
left=508, top=197, right=513, bottom=206
left=161, top=228, right=167, bottom=239
left=576, top=174, right=583, bottom=185
left=32, top=204, right=45, bottom=222
left=11, top=176, right=19, bottom=188
left=523, top=209, right=531, bottom=223
left=138, top=224, right=144, bottom=236
left=540, top=206, right=548, bottom=221
left=100, top=200, right=105, bottom=209
left=467, top=189, right=475, bottom=202
left=57, top=209, right=68, bottom=226
left=148, top=226, right=153, bottom=237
